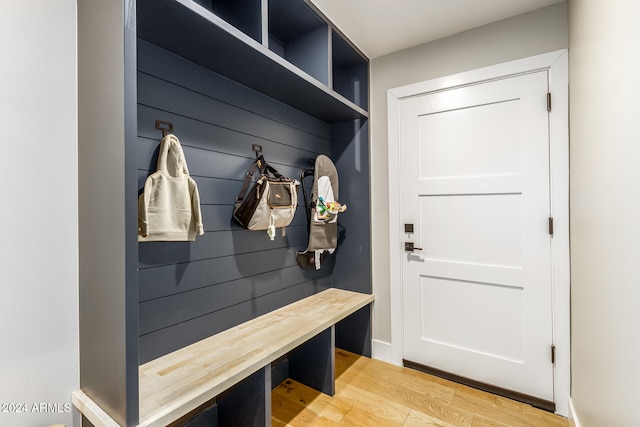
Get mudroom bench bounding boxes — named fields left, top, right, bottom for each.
left=73, top=288, right=374, bottom=427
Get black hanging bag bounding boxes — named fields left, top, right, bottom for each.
left=233, top=155, right=298, bottom=238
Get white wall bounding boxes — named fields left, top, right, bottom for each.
left=369, top=2, right=568, bottom=347
left=0, top=2, right=79, bottom=427
left=568, top=0, right=640, bottom=425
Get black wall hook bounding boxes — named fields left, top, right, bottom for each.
left=155, top=120, right=174, bottom=137
left=252, top=144, right=263, bottom=158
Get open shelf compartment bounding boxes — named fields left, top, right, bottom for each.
left=332, top=31, right=369, bottom=111
left=193, top=0, right=263, bottom=43
left=268, top=0, right=330, bottom=85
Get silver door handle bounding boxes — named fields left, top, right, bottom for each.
left=404, top=242, right=423, bottom=252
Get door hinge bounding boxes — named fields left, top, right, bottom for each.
left=551, top=345, right=556, bottom=364
left=547, top=92, right=552, bottom=112
left=548, top=217, right=554, bottom=236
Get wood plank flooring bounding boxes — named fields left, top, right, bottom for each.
left=272, top=349, right=569, bottom=427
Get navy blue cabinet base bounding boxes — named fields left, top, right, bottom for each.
left=77, top=1, right=371, bottom=426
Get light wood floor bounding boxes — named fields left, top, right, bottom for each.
left=272, top=349, right=569, bottom=427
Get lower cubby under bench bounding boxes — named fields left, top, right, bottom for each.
left=73, top=288, right=375, bottom=427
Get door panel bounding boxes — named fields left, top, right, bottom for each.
left=419, top=276, right=524, bottom=362
left=401, top=71, right=554, bottom=401
left=417, top=100, right=521, bottom=179
left=419, top=194, right=522, bottom=267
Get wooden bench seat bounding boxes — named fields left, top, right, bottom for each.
left=73, top=288, right=374, bottom=427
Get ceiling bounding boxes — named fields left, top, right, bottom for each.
left=309, top=0, right=564, bottom=59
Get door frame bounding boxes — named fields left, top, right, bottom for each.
left=386, top=50, right=569, bottom=416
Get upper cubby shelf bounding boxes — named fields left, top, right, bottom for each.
left=332, top=31, right=369, bottom=111
left=137, top=0, right=369, bottom=123
left=193, top=0, right=262, bottom=43
left=268, top=0, right=329, bottom=86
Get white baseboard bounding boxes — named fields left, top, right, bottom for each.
left=568, top=398, right=581, bottom=427
left=371, top=339, right=393, bottom=363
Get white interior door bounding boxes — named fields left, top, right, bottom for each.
left=400, top=71, right=554, bottom=401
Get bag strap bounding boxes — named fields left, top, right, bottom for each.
left=263, top=163, right=286, bottom=180
left=235, top=155, right=267, bottom=203
left=299, top=168, right=314, bottom=226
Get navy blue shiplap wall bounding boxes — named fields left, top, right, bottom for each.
left=136, top=40, right=336, bottom=364
left=331, top=119, right=372, bottom=356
